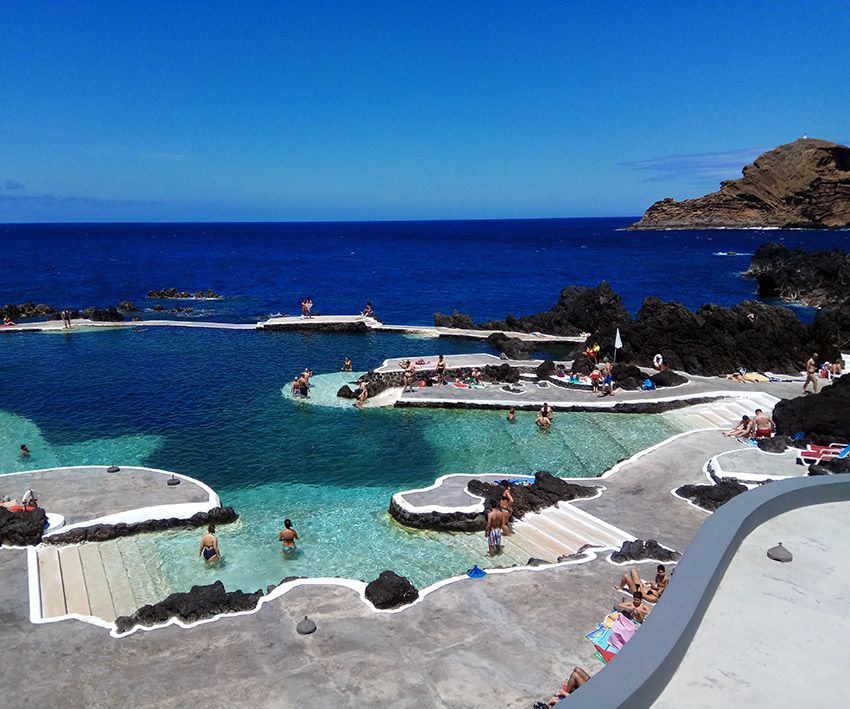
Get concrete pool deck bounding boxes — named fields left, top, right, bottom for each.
left=1, top=416, right=832, bottom=706
left=0, top=465, right=217, bottom=527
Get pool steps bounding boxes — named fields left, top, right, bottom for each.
left=36, top=537, right=171, bottom=623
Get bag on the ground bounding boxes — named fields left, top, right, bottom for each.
left=640, top=378, right=656, bottom=391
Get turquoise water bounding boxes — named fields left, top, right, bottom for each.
left=0, top=327, right=687, bottom=592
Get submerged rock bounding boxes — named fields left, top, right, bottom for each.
left=114, top=580, right=261, bottom=634
left=629, top=138, right=850, bottom=230
left=364, top=570, right=419, bottom=609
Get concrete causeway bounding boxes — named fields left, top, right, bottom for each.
left=0, top=314, right=584, bottom=343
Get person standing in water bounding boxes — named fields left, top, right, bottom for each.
left=199, top=524, right=221, bottom=563
left=279, top=518, right=299, bottom=556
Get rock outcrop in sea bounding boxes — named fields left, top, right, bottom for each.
left=744, top=242, right=850, bottom=308
left=629, top=138, right=850, bottom=229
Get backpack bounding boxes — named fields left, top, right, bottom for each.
left=640, top=378, right=656, bottom=391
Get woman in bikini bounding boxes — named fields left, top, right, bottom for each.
left=199, top=524, right=221, bottom=563
left=402, top=361, right=416, bottom=393
left=435, top=355, right=447, bottom=385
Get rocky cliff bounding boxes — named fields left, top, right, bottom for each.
left=630, top=138, right=850, bottom=230
left=744, top=242, right=850, bottom=308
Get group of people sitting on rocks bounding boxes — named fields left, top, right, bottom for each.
left=536, top=563, right=672, bottom=706
left=723, top=407, right=775, bottom=439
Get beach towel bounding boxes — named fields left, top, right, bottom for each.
left=609, top=614, right=637, bottom=650
left=742, top=372, right=769, bottom=382
left=467, top=565, right=487, bottom=578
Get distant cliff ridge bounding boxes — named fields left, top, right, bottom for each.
left=630, top=138, right=850, bottom=230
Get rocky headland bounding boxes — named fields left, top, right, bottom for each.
left=629, top=138, right=850, bottom=229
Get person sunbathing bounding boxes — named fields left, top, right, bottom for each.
left=616, top=589, right=651, bottom=622
left=615, top=565, right=669, bottom=602
left=539, top=667, right=590, bottom=706
left=726, top=368, right=754, bottom=383
left=723, top=415, right=751, bottom=437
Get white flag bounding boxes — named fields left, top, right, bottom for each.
left=614, top=328, right=623, bottom=350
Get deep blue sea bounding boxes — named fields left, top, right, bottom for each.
left=1, top=219, right=848, bottom=592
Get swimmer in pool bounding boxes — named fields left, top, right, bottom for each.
left=279, top=518, right=299, bottom=556
left=199, top=524, right=221, bottom=563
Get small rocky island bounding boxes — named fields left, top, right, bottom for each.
left=147, top=288, right=221, bottom=299
left=629, top=138, right=850, bottom=230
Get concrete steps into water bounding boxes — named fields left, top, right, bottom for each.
left=36, top=537, right=173, bottom=623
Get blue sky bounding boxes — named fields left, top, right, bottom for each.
left=1, top=2, right=848, bottom=222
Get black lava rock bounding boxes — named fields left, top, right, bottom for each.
left=44, top=507, right=238, bottom=545
left=610, top=538, right=681, bottom=564
left=114, top=580, right=261, bottom=634
left=756, top=435, right=790, bottom=454
left=433, top=310, right=475, bottom=329
left=483, top=363, right=521, bottom=383
left=364, top=570, right=419, bottom=609
left=486, top=332, right=533, bottom=360
left=676, top=479, right=748, bottom=511
left=83, top=307, right=125, bottom=322
left=808, top=458, right=850, bottom=476
left=773, top=375, right=850, bottom=442
left=0, top=507, right=47, bottom=546
left=336, top=385, right=357, bottom=399
left=650, top=369, right=688, bottom=387
left=536, top=360, right=556, bottom=379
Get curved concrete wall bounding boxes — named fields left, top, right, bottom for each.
left=564, top=474, right=850, bottom=708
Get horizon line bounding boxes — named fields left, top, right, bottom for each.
left=1, top=215, right=640, bottom=227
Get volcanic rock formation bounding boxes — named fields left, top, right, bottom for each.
left=744, top=242, right=850, bottom=308
left=630, top=138, right=850, bottom=229
left=114, top=580, right=262, bottom=634
left=364, top=570, right=419, bottom=609
left=773, top=374, right=850, bottom=442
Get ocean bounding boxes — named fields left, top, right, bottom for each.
left=1, top=219, right=848, bottom=592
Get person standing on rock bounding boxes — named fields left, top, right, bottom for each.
left=485, top=504, right=503, bottom=556
left=803, top=352, right=819, bottom=394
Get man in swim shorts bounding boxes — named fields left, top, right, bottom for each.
left=485, top=505, right=503, bottom=556
left=617, top=589, right=651, bottom=623
left=535, top=413, right=551, bottom=429
left=751, top=408, right=774, bottom=438
left=803, top=352, right=819, bottom=394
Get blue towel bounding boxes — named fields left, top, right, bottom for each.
left=467, top=565, right=487, bottom=578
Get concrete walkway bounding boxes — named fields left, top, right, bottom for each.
left=0, top=466, right=215, bottom=526
left=654, top=501, right=850, bottom=708
left=1, top=314, right=584, bottom=343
